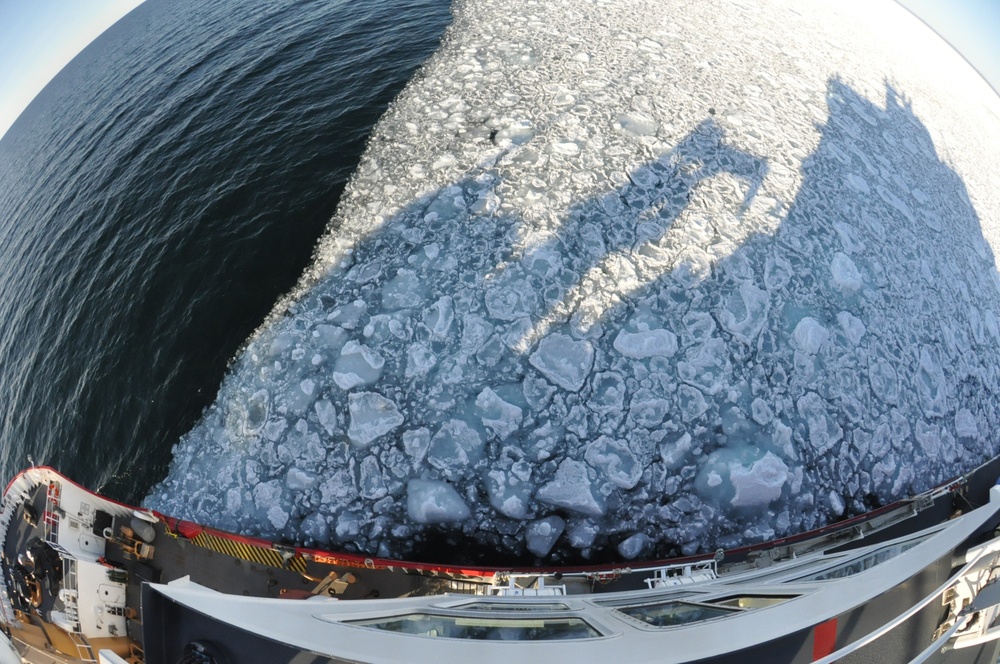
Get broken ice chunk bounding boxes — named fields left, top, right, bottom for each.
left=475, top=387, right=523, bottom=440
left=750, top=398, right=773, bottom=426
left=796, top=392, right=843, bottom=454
left=589, top=372, right=626, bottom=415
left=717, top=282, right=770, bottom=344
left=677, top=338, right=732, bottom=395
left=427, top=420, right=486, bottom=479
left=536, top=458, right=606, bottom=516
left=566, top=520, right=599, bottom=549
left=614, top=113, right=659, bottom=137
left=526, top=516, right=566, bottom=557
left=792, top=317, right=829, bottom=355
left=333, top=341, right=385, bottom=390
left=830, top=252, right=862, bottom=293
left=422, top=296, right=455, bottom=339
left=955, top=408, right=979, bottom=438
left=613, top=329, right=678, bottom=359
left=677, top=385, right=709, bottom=422
left=630, top=389, right=671, bottom=428
left=729, top=452, right=788, bottom=507
left=460, top=315, right=494, bottom=352
left=837, top=311, right=866, bottom=346
left=346, top=392, right=404, bottom=447
left=585, top=436, right=642, bottom=489
left=868, top=359, right=899, bottom=404
left=382, top=269, right=426, bottom=309
left=914, top=346, right=948, bottom=417
left=314, top=399, right=338, bottom=436
left=402, top=428, right=431, bottom=464
left=406, top=479, right=470, bottom=523
left=485, top=468, right=532, bottom=519
left=327, top=301, right=366, bottom=330
left=286, top=467, right=318, bottom=491
left=405, top=342, right=438, bottom=378
left=660, top=432, right=693, bottom=470
left=529, top=333, right=594, bottom=392
left=485, top=282, right=538, bottom=321
left=360, top=456, right=388, bottom=500
left=617, top=532, right=649, bottom=560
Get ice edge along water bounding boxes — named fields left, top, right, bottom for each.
left=147, top=0, right=1000, bottom=561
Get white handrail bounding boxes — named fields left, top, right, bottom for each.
left=813, top=534, right=1000, bottom=664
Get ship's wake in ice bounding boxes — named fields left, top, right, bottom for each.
left=147, top=0, right=1000, bottom=562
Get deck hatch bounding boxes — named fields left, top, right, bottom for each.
left=189, top=530, right=307, bottom=573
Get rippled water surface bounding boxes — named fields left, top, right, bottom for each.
left=0, top=0, right=451, bottom=501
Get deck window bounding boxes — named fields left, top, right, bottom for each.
left=799, top=536, right=928, bottom=582
left=457, top=601, right=570, bottom=612
left=617, top=601, right=740, bottom=627
left=347, top=613, right=600, bottom=640
left=709, top=594, right=797, bottom=609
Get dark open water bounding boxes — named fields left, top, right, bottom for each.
left=0, top=0, right=451, bottom=502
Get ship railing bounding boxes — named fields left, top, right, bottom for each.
left=42, top=481, right=62, bottom=547
left=642, top=560, right=718, bottom=589
left=0, top=483, right=31, bottom=624
left=442, top=579, right=495, bottom=595
left=813, top=518, right=1000, bottom=663
left=65, top=630, right=96, bottom=663
left=0, top=579, right=17, bottom=624
left=62, top=558, right=78, bottom=596
left=487, top=574, right=567, bottom=596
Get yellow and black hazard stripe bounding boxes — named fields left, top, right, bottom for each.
left=191, top=531, right=307, bottom=573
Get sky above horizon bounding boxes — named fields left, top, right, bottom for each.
left=0, top=0, right=144, bottom=140
left=0, top=0, right=997, bottom=142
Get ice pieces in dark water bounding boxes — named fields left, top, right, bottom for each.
left=333, top=341, right=384, bottom=390
left=528, top=334, right=594, bottom=392
left=485, top=467, right=533, bottom=519
left=526, top=516, right=565, bottom=557
left=617, top=533, right=650, bottom=560
left=475, top=388, right=523, bottom=440
left=146, top=0, right=1000, bottom=563
left=347, top=392, right=403, bottom=447
left=729, top=452, right=789, bottom=507
left=406, top=479, right=470, bottom=523
left=585, top=437, right=642, bottom=490
left=536, top=459, right=606, bottom=517
left=427, top=420, right=486, bottom=480
left=613, top=329, right=678, bottom=359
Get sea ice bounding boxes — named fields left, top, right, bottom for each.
left=427, top=420, right=486, bottom=480
left=406, top=479, right=471, bottom=523
left=333, top=341, right=384, bottom=390
left=536, top=459, right=605, bottom=517
left=347, top=392, right=403, bottom=446
left=617, top=533, right=649, bottom=560
left=729, top=452, right=789, bottom=507
left=830, top=252, right=863, bottom=293
left=526, top=516, right=565, bottom=557
left=145, top=0, right=1000, bottom=563
left=529, top=333, right=594, bottom=392
left=585, top=436, right=642, bottom=489
left=613, top=329, right=678, bottom=359
left=792, top=317, right=829, bottom=355
left=475, top=388, right=523, bottom=440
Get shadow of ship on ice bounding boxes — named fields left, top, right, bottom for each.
left=151, top=77, right=1000, bottom=566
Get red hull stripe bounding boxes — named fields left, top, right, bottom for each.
left=813, top=618, right=838, bottom=660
